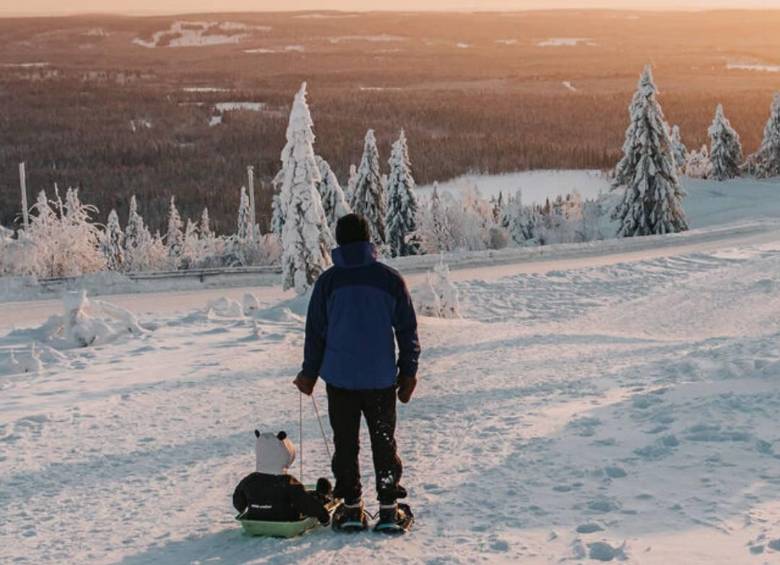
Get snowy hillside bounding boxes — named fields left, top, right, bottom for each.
left=2, top=214, right=780, bottom=563
left=419, top=170, right=780, bottom=229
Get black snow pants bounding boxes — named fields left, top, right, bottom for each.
left=326, top=384, right=406, bottom=505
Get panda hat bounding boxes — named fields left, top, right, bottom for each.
left=255, top=430, right=296, bottom=475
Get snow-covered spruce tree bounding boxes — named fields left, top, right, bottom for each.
left=181, top=218, right=200, bottom=268
left=611, top=66, right=688, bottom=237
left=125, top=195, right=142, bottom=254
left=503, top=191, right=536, bottom=245
left=351, top=129, right=386, bottom=244
left=385, top=130, right=419, bottom=257
left=344, top=164, right=358, bottom=205
left=100, top=209, right=125, bottom=271
left=747, top=92, right=780, bottom=178
left=166, top=196, right=184, bottom=267
left=418, top=182, right=454, bottom=253
left=278, top=82, right=334, bottom=294
left=237, top=185, right=252, bottom=242
left=670, top=125, right=688, bottom=173
left=124, top=195, right=161, bottom=272
left=200, top=207, right=213, bottom=239
left=708, top=104, right=743, bottom=181
left=316, top=156, right=351, bottom=232
left=270, top=170, right=285, bottom=238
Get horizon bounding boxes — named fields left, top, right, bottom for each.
left=4, top=1, right=780, bottom=17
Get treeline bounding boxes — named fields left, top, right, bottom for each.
left=0, top=76, right=771, bottom=236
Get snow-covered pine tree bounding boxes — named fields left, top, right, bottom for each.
left=125, top=195, right=142, bottom=253
left=385, top=130, right=419, bottom=257
left=419, top=182, right=454, bottom=253
left=278, top=82, right=334, bottom=294
left=237, top=186, right=252, bottom=242
left=670, top=125, right=688, bottom=173
left=351, top=129, right=386, bottom=244
left=708, top=104, right=743, bottom=181
left=611, top=65, right=688, bottom=237
left=344, top=164, right=358, bottom=205
left=200, top=207, right=213, bottom=239
left=181, top=218, right=199, bottom=268
left=166, top=196, right=184, bottom=267
left=101, top=209, right=124, bottom=271
left=316, top=156, right=351, bottom=232
left=270, top=170, right=285, bottom=238
left=747, top=93, right=780, bottom=178
left=504, top=191, right=536, bottom=245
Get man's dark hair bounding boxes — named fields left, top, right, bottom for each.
left=336, top=214, right=371, bottom=246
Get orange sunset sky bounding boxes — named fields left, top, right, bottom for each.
left=4, top=0, right=780, bottom=16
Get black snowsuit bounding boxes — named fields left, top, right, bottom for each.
left=232, top=473, right=330, bottom=524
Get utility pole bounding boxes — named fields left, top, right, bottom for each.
left=247, top=165, right=256, bottom=240
left=19, top=162, right=29, bottom=229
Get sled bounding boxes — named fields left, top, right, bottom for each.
left=236, top=489, right=339, bottom=538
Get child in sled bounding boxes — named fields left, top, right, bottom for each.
left=232, top=430, right=333, bottom=526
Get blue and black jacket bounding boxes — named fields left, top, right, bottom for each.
left=302, top=241, right=420, bottom=390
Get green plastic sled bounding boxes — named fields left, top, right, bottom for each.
left=236, top=488, right=339, bottom=538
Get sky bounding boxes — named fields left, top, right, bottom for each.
left=4, top=0, right=780, bottom=16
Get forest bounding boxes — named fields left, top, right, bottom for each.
left=2, top=9, right=780, bottom=233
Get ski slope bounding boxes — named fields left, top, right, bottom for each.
left=2, top=174, right=780, bottom=563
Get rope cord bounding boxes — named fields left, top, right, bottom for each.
left=311, top=394, right=332, bottom=461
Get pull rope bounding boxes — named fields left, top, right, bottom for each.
left=299, top=390, right=304, bottom=484
left=311, top=394, right=332, bottom=461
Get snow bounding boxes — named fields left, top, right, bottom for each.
left=455, top=42, right=471, bottom=49
left=3, top=214, right=780, bottom=562
left=537, top=38, right=596, bottom=47
left=562, top=81, right=577, bottom=92
left=418, top=170, right=609, bottom=205
left=328, top=34, right=406, bottom=44
left=285, top=45, right=305, bottom=52
left=727, top=62, right=780, bottom=73
left=1, top=62, right=50, bottom=68
left=214, top=102, right=266, bottom=113
left=4, top=162, right=780, bottom=562
left=183, top=86, right=230, bottom=93
left=496, top=39, right=518, bottom=45
left=243, top=48, right=276, bottom=54
left=132, top=21, right=269, bottom=49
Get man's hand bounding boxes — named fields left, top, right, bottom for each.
left=397, top=375, right=417, bottom=404
left=293, top=371, right=317, bottom=396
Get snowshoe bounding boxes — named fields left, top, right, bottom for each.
left=373, top=503, right=414, bottom=534
left=332, top=501, right=369, bottom=533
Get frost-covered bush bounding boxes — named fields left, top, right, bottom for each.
left=685, top=145, right=713, bottom=179
left=7, top=188, right=106, bottom=278
left=413, top=262, right=461, bottom=319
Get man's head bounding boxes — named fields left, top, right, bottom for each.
left=336, top=214, right=370, bottom=246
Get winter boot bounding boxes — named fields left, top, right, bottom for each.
left=332, top=500, right=369, bottom=532
left=373, top=502, right=414, bottom=534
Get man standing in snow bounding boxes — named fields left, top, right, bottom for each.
left=293, top=213, right=420, bottom=533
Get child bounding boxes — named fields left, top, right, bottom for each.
left=232, top=430, right=332, bottom=525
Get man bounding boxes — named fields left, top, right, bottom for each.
left=293, top=213, right=421, bottom=533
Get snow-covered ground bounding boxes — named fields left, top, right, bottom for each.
left=726, top=62, right=780, bottom=73
left=2, top=172, right=780, bottom=563
left=537, top=38, right=596, bottom=47
left=2, top=221, right=779, bottom=563
left=132, top=21, right=269, bottom=49
left=418, top=170, right=610, bottom=204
